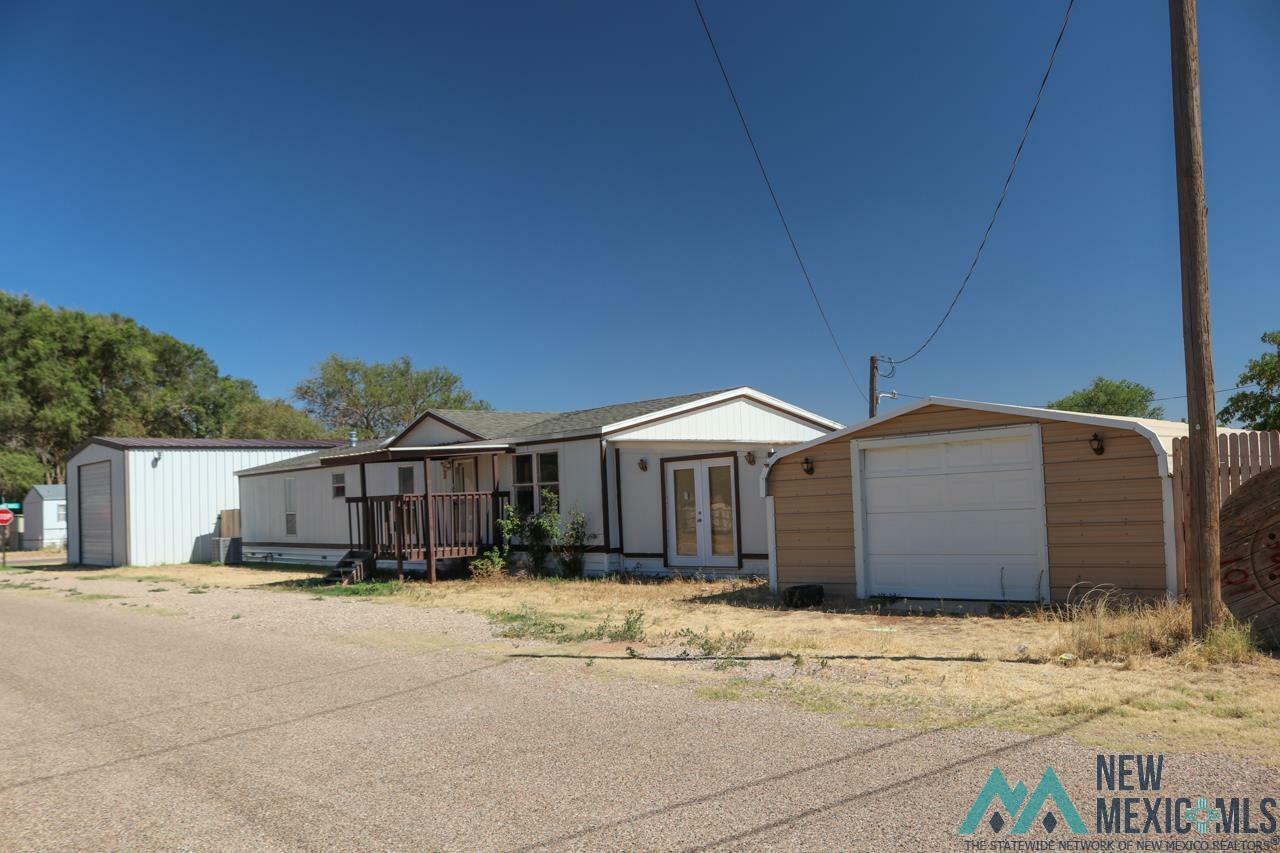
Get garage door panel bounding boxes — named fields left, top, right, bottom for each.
left=866, top=508, right=1043, bottom=556
left=860, top=429, right=1048, bottom=602
left=868, top=555, right=1043, bottom=600
left=78, top=461, right=113, bottom=567
left=864, top=469, right=1039, bottom=514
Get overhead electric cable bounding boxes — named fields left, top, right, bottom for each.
left=1152, top=383, right=1258, bottom=403
left=693, top=0, right=867, bottom=402
left=886, top=0, right=1076, bottom=366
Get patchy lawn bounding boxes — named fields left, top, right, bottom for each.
left=71, top=563, right=325, bottom=588
left=269, top=570, right=1280, bottom=763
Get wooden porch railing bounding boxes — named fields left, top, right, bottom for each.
left=346, top=491, right=510, bottom=573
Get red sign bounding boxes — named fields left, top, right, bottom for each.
left=0, top=509, right=12, bottom=526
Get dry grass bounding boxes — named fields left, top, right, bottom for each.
left=54, top=563, right=1275, bottom=763
left=1037, top=589, right=1260, bottom=668
left=73, top=563, right=325, bottom=589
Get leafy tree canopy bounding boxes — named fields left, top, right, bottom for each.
left=1046, top=377, right=1165, bottom=419
left=1218, top=330, right=1280, bottom=430
left=0, top=292, right=329, bottom=480
left=0, top=449, right=47, bottom=500
left=295, top=355, right=490, bottom=439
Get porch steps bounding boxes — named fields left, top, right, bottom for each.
left=330, top=549, right=375, bottom=584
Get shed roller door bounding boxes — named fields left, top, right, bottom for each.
left=78, top=461, right=113, bottom=567
left=860, top=429, right=1047, bottom=601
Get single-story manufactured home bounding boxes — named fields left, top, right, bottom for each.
left=67, top=437, right=343, bottom=567
left=761, top=397, right=1257, bottom=603
left=22, top=484, right=67, bottom=550
left=235, top=387, right=841, bottom=577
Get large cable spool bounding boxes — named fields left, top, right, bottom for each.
left=1220, top=467, right=1280, bottom=649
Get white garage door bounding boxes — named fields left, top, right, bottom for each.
left=857, top=426, right=1048, bottom=601
left=78, top=461, right=113, bottom=567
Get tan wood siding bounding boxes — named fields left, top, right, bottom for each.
left=769, top=405, right=1168, bottom=600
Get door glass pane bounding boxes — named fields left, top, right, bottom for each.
left=673, top=468, right=697, bottom=556
left=538, top=452, right=559, bottom=484
left=514, top=455, right=533, bottom=484
left=707, top=464, right=735, bottom=556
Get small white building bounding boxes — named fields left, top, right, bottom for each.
left=235, top=388, right=840, bottom=577
left=22, top=484, right=67, bottom=550
left=67, top=437, right=342, bottom=567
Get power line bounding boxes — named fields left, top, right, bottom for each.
left=1152, top=383, right=1257, bottom=402
left=692, top=0, right=867, bottom=402
left=886, top=0, right=1076, bottom=366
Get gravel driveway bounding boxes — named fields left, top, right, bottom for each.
left=0, top=572, right=1275, bottom=851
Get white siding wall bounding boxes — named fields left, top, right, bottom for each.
left=25, top=494, right=68, bottom=549
left=43, top=499, right=67, bottom=546
left=66, top=445, right=127, bottom=566
left=125, top=448, right=323, bottom=566
left=609, top=399, right=829, bottom=443
left=613, top=441, right=774, bottom=576
left=398, top=417, right=474, bottom=446
left=238, top=457, right=494, bottom=567
left=499, top=440, right=606, bottom=571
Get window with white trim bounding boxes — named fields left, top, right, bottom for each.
left=397, top=465, right=415, bottom=495
left=57, top=503, right=66, bottom=523
left=284, top=478, right=297, bottom=535
left=513, top=451, right=558, bottom=516
left=331, top=473, right=346, bottom=499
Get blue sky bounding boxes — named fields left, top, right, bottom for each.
left=2, top=1, right=1276, bottom=426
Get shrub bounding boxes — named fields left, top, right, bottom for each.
left=469, top=548, right=508, bottom=582
left=556, top=508, right=596, bottom=578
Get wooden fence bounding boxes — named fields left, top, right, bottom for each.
left=1171, top=430, right=1280, bottom=595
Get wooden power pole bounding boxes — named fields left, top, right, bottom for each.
left=868, top=356, right=880, bottom=419
left=1168, top=0, right=1222, bottom=635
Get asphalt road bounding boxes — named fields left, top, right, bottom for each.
left=0, top=583, right=1274, bottom=851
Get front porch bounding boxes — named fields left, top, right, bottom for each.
left=345, top=489, right=511, bottom=581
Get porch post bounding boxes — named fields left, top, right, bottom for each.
left=424, top=457, right=437, bottom=583
left=491, top=453, right=501, bottom=548
left=394, top=497, right=404, bottom=580
left=359, top=463, right=372, bottom=552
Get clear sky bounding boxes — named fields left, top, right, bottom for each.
left=2, top=1, right=1276, bottom=426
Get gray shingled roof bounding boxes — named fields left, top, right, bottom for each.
left=236, top=389, right=742, bottom=477
left=85, top=437, right=343, bottom=450
left=235, top=437, right=389, bottom=476
left=31, top=484, right=66, bottom=500
left=495, top=389, right=735, bottom=438
left=427, top=410, right=560, bottom=440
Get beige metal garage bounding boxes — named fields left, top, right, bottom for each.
left=760, top=397, right=1254, bottom=603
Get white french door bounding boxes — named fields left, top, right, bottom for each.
left=664, top=458, right=738, bottom=568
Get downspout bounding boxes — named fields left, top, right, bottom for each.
left=760, top=457, right=779, bottom=593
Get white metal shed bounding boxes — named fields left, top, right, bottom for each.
left=66, top=438, right=342, bottom=567
left=22, top=484, right=67, bottom=550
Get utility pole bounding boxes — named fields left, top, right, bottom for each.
left=1168, top=0, right=1222, bottom=635
left=868, top=355, right=880, bottom=419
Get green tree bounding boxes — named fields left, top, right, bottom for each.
left=0, top=450, right=48, bottom=500
left=294, top=355, right=490, bottom=438
left=222, top=398, right=335, bottom=440
left=0, top=292, right=330, bottom=480
left=1218, top=330, right=1280, bottom=429
left=1047, top=377, right=1164, bottom=419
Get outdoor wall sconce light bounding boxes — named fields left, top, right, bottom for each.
left=801, top=457, right=814, bottom=475
left=745, top=451, right=756, bottom=466
left=638, top=458, right=648, bottom=472
left=1089, top=433, right=1105, bottom=456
